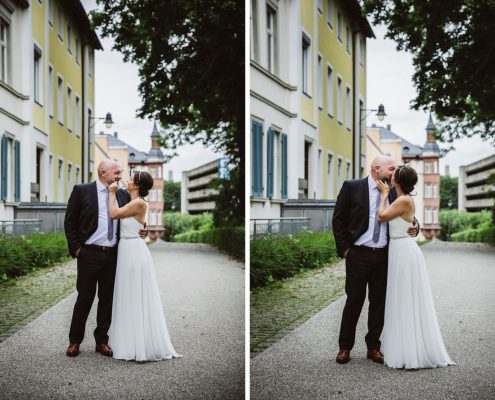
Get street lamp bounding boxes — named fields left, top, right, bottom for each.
left=89, top=112, right=114, bottom=129
left=360, top=104, right=387, bottom=122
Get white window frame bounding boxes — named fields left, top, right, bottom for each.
left=67, top=162, right=72, bottom=198
left=57, top=74, right=64, bottom=125
left=337, top=75, right=343, bottom=124
left=67, top=24, right=72, bottom=54
left=326, top=0, right=333, bottom=28
left=0, top=15, right=11, bottom=85
left=425, top=207, right=432, bottom=223
left=57, top=6, right=63, bottom=41
left=48, top=64, right=54, bottom=117
left=337, top=156, right=343, bottom=192
left=57, top=157, right=64, bottom=202
left=75, top=165, right=80, bottom=185
left=75, top=37, right=80, bottom=65
left=317, top=53, right=323, bottom=110
left=302, top=32, right=311, bottom=97
left=346, top=25, right=351, bottom=54
left=360, top=35, right=365, bottom=67
left=326, top=63, right=334, bottom=118
left=425, top=183, right=433, bottom=198
left=34, top=45, right=43, bottom=105
left=48, top=0, right=53, bottom=27
left=317, top=0, right=323, bottom=14
left=327, top=152, right=334, bottom=199
left=75, top=94, right=81, bottom=137
left=346, top=160, right=351, bottom=180
left=337, top=12, right=342, bottom=42
left=67, top=85, right=73, bottom=132
left=433, top=208, right=439, bottom=224
left=345, top=84, right=351, bottom=130
left=425, top=162, right=432, bottom=173
left=266, top=3, right=277, bottom=74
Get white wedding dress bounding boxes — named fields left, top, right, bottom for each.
left=382, top=217, right=455, bottom=369
left=109, top=216, right=181, bottom=361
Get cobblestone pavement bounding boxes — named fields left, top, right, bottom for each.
left=251, top=241, right=495, bottom=400
left=251, top=260, right=345, bottom=356
left=0, top=241, right=245, bottom=400
left=0, top=259, right=76, bottom=342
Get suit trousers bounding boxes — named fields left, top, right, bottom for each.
left=68, top=246, right=118, bottom=344
left=338, top=245, right=388, bottom=351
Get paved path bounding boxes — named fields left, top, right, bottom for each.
left=251, top=241, right=495, bottom=400
left=0, top=241, right=245, bottom=400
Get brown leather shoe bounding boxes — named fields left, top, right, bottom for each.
left=367, top=349, right=384, bottom=364
left=95, top=343, right=113, bottom=357
left=66, top=343, right=80, bottom=357
left=336, top=349, right=350, bottom=364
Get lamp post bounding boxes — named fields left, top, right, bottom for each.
left=360, top=104, right=387, bottom=122
left=447, top=199, right=453, bottom=241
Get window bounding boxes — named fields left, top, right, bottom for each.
left=75, top=38, right=80, bottom=65
left=425, top=183, right=433, bottom=198
left=57, top=76, right=63, bottom=125
left=327, top=153, right=334, bottom=199
left=1, top=135, right=20, bottom=202
left=434, top=161, right=438, bottom=173
left=75, top=166, right=80, bottom=184
left=58, top=159, right=64, bottom=202
left=250, top=0, right=258, bottom=61
left=327, top=65, right=334, bottom=117
left=346, top=86, right=351, bottom=130
left=318, top=0, right=322, bottom=13
left=302, top=34, right=311, bottom=95
left=266, top=5, right=277, bottom=74
left=337, top=12, right=342, bottom=42
left=48, top=0, right=53, bottom=26
left=281, top=133, right=288, bottom=199
left=251, top=120, right=263, bottom=197
left=88, top=50, right=93, bottom=77
left=433, top=208, right=439, bottom=224
left=88, top=108, right=93, bottom=143
left=67, top=86, right=72, bottom=132
left=433, top=184, right=438, bottom=198
left=267, top=128, right=282, bottom=199
left=346, top=161, right=351, bottom=180
left=326, top=0, right=333, bottom=27
left=34, top=46, right=42, bottom=104
left=57, top=6, right=63, bottom=41
left=67, top=163, right=72, bottom=197
left=425, top=162, right=432, bottom=173
left=0, top=17, right=9, bottom=84
left=317, top=54, right=323, bottom=110
left=75, top=95, right=81, bottom=137
left=48, top=65, right=54, bottom=117
left=425, top=207, right=432, bottom=223
left=337, top=77, right=343, bottom=124
left=337, top=157, right=343, bottom=192
left=359, top=99, right=364, bottom=137
left=346, top=25, right=351, bottom=54
left=67, top=25, right=72, bottom=54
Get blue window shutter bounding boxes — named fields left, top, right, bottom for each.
left=281, top=133, right=288, bottom=199
left=14, top=140, right=20, bottom=202
left=1, top=135, right=7, bottom=201
left=267, top=128, right=274, bottom=198
left=252, top=121, right=263, bottom=197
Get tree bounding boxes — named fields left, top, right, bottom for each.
left=440, top=175, right=458, bottom=209
left=91, top=0, right=244, bottom=225
left=163, top=181, right=181, bottom=212
left=364, top=0, right=495, bottom=144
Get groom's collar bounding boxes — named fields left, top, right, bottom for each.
left=96, top=179, right=108, bottom=193
left=367, top=175, right=377, bottom=190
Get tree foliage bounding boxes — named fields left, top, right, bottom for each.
left=91, top=0, right=244, bottom=225
left=364, top=0, right=495, bottom=144
left=163, top=180, right=181, bottom=212
left=440, top=175, right=458, bottom=209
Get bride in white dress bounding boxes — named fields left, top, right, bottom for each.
left=376, top=165, right=455, bottom=369
left=108, top=171, right=181, bottom=361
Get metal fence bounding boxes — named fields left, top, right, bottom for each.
left=250, top=217, right=310, bottom=238
left=0, top=219, right=42, bottom=236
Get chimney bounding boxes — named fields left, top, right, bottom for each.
left=168, top=170, right=173, bottom=181
left=113, top=132, right=118, bottom=138
left=386, top=124, right=391, bottom=130
left=99, top=131, right=104, bottom=135
left=371, top=123, right=376, bottom=128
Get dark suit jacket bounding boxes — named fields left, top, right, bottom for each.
left=64, top=182, right=131, bottom=258
left=332, top=177, right=419, bottom=258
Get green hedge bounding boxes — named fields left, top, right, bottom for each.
left=162, top=212, right=213, bottom=242
left=0, top=232, right=69, bottom=282
left=439, top=210, right=492, bottom=240
left=250, top=231, right=338, bottom=288
left=451, top=220, right=495, bottom=245
left=174, top=226, right=244, bottom=261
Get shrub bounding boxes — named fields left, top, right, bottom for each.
left=439, top=210, right=492, bottom=240
left=250, top=231, right=338, bottom=288
left=0, top=232, right=69, bottom=282
left=174, top=226, right=244, bottom=261
left=162, top=212, right=213, bottom=241
left=451, top=220, right=495, bottom=245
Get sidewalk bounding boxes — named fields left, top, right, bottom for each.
left=251, top=241, right=495, bottom=399
left=0, top=241, right=245, bottom=400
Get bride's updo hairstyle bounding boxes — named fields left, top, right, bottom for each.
left=133, top=171, right=154, bottom=198
left=394, top=165, right=418, bottom=195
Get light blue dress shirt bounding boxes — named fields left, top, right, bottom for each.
left=85, top=179, right=118, bottom=247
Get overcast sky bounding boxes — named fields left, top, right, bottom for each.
left=81, top=0, right=221, bottom=183
left=366, top=25, right=495, bottom=177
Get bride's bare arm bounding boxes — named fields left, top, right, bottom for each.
left=108, top=183, right=146, bottom=219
